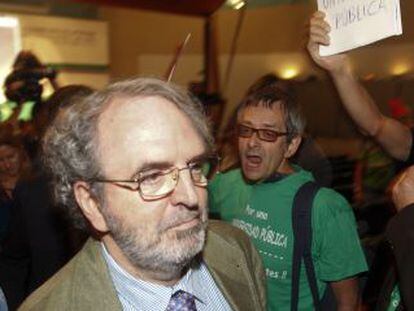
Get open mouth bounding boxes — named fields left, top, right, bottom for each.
left=245, top=154, right=262, bottom=168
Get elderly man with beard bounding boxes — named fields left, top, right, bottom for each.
left=209, top=86, right=367, bottom=310
left=18, top=78, right=266, bottom=311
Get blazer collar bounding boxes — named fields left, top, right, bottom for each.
left=203, top=228, right=261, bottom=311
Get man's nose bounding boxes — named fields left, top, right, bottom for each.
left=247, top=131, right=261, bottom=148
left=170, top=170, right=199, bottom=209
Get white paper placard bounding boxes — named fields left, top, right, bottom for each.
left=317, top=0, right=403, bottom=56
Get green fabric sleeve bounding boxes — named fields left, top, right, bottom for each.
left=312, top=188, right=368, bottom=281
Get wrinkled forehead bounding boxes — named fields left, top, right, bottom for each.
left=95, top=96, right=207, bottom=176
left=237, top=101, right=287, bottom=127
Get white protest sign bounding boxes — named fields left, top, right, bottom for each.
left=317, top=0, right=402, bottom=56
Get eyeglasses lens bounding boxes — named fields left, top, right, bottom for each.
left=140, top=158, right=217, bottom=199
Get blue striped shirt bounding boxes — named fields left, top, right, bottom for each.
left=101, top=244, right=233, bottom=311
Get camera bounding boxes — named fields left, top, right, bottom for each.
left=4, top=67, right=57, bottom=104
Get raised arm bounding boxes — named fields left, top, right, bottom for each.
left=307, top=11, right=412, bottom=161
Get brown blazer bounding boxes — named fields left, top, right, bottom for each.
left=18, top=220, right=266, bottom=311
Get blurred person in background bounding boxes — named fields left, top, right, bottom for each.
left=353, top=90, right=412, bottom=207
left=387, top=166, right=414, bottom=311
left=0, top=136, right=30, bottom=246
left=0, top=85, right=92, bottom=311
left=307, top=11, right=414, bottom=310
left=1, top=50, right=58, bottom=160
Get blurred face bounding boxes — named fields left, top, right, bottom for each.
left=96, top=96, right=208, bottom=274
left=238, top=104, right=297, bottom=182
left=0, top=145, right=21, bottom=177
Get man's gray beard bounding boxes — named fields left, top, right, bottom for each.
left=106, top=213, right=207, bottom=276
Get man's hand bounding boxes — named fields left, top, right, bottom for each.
left=307, top=11, right=350, bottom=76
left=392, top=166, right=414, bottom=212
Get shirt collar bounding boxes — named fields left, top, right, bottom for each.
left=263, top=164, right=302, bottom=183
left=263, top=171, right=289, bottom=183
left=101, top=243, right=208, bottom=309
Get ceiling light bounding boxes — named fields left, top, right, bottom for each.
left=226, top=0, right=245, bottom=10
left=391, top=63, right=410, bottom=76
left=234, top=1, right=245, bottom=9
left=279, top=67, right=299, bottom=80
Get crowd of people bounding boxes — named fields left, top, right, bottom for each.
left=0, top=11, right=412, bottom=311
left=0, top=52, right=92, bottom=310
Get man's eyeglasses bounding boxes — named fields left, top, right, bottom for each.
left=237, top=124, right=288, bottom=142
left=91, top=156, right=218, bottom=201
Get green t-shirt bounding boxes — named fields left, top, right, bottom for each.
left=209, top=168, right=368, bottom=310
left=359, top=141, right=395, bottom=192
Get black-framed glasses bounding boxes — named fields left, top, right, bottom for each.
left=90, top=156, right=218, bottom=200
left=237, top=124, right=288, bottom=142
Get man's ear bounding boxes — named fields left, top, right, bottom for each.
left=284, top=135, right=302, bottom=159
left=73, top=181, right=109, bottom=233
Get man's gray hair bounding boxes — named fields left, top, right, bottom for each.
left=42, top=77, right=213, bottom=231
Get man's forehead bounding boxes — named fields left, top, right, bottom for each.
left=98, top=95, right=178, bottom=133
left=238, top=103, right=286, bottom=126
left=96, top=95, right=206, bottom=175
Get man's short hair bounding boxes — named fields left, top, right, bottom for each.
left=42, top=77, right=213, bottom=231
left=237, top=84, right=305, bottom=143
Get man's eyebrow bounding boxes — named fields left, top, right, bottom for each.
left=130, top=161, right=173, bottom=179
left=187, top=151, right=211, bottom=163
left=262, top=123, right=280, bottom=129
left=129, top=151, right=210, bottom=179
left=240, top=121, right=281, bottom=129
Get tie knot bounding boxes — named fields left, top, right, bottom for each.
left=166, top=290, right=197, bottom=311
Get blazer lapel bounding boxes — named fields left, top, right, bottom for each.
left=72, top=239, right=123, bottom=311
left=204, top=230, right=261, bottom=311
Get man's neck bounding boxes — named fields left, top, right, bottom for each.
left=278, top=161, right=295, bottom=175
left=102, top=236, right=186, bottom=286
left=262, top=163, right=297, bottom=183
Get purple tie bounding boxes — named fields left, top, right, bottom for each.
left=166, top=290, right=197, bottom=311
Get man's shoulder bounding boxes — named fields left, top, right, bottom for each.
left=206, top=220, right=254, bottom=251
left=204, top=221, right=267, bottom=311
left=313, top=186, right=351, bottom=212
left=18, top=256, right=78, bottom=310
left=18, top=239, right=120, bottom=311
left=265, top=167, right=314, bottom=188
left=210, top=169, right=244, bottom=187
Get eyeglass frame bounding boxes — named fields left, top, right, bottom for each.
left=89, top=155, right=219, bottom=201
left=237, top=124, right=288, bottom=142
